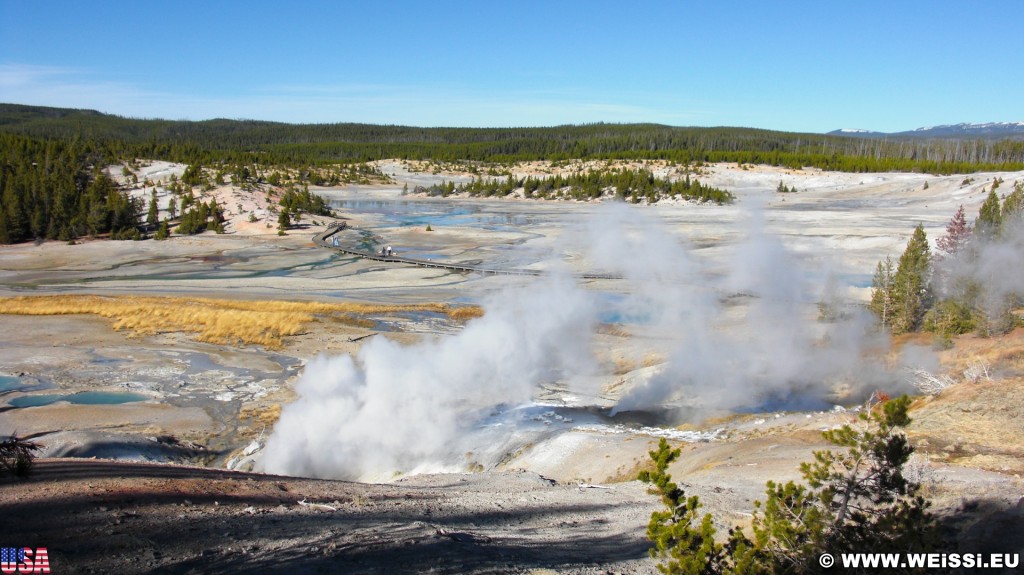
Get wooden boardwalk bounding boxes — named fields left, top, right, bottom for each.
left=314, top=224, right=618, bottom=279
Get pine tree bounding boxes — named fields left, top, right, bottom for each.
left=277, top=209, right=291, bottom=234
left=639, top=439, right=722, bottom=575
left=154, top=219, right=169, bottom=240
left=146, top=189, right=159, bottom=227
left=641, top=396, right=937, bottom=574
left=1001, top=181, right=1024, bottom=228
left=890, top=224, right=932, bottom=334
left=870, top=256, right=895, bottom=328
left=975, top=189, right=1002, bottom=242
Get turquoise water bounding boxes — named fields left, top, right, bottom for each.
left=66, top=391, right=149, bottom=405
left=596, top=293, right=653, bottom=325
left=0, top=375, right=23, bottom=392
left=9, top=394, right=65, bottom=408
left=331, top=199, right=532, bottom=231
left=9, top=391, right=148, bottom=408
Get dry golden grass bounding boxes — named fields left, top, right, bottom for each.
left=596, top=323, right=632, bottom=338
left=0, top=295, right=482, bottom=349
left=901, top=327, right=1024, bottom=473
left=238, top=404, right=284, bottom=438
left=611, top=353, right=663, bottom=375
left=448, top=306, right=485, bottom=321
left=937, top=327, right=1024, bottom=376
left=605, top=452, right=658, bottom=484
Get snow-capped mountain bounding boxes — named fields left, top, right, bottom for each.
left=828, top=122, right=1024, bottom=139
left=908, top=122, right=1024, bottom=138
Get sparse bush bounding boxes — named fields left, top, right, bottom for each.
left=639, top=439, right=721, bottom=575
left=923, top=298, right=975, bottom=336
left=641, top=396, right=938, bottom=574
left=962, top=361, right=992, bottom=383
left=906, top=367, right=956, bottom=395
left=0, top=435, right=41, bottom=478
left=153, top=220, right=170, bottom=240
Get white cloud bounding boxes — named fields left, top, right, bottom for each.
left=0, top=62, right=707, bottom=126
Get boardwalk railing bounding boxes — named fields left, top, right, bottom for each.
left=313, top=224, right=617, bottom=279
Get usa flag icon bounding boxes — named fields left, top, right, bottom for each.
left=1, top=547, right=49, bottom=573
left=0, top=548, right=24, bottom=564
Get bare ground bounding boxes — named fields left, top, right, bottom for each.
left=3, top=163, right=1024, bottom=572
left=1, top=460, right=659, bottom=574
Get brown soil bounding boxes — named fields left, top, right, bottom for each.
left=1, top=460, right=659, bottom=575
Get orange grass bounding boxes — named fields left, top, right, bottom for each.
left=0, top=295, right=483, bottom=349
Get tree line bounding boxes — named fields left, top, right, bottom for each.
left=0, top=132, right=139, bottom=243
left=4, top=104, right=1023, bottom=173
left=870, top=180, right=1024, bottom=339
left=421, top=168, right=734, bottom=204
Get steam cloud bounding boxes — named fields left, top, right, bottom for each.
left=578, top=203, right=892, bottom=415
left=263, top=203, right=914, bottom=481
left=935, top=217, right=1024, bottom=316
left=262, top=273, right=599, bottom=480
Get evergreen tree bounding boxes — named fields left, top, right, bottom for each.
left=869, top=256, right=895, bottom=329
left=1001, top=181, right=1024, bottom=228
left=154, top=219, right=170, bottom=240
left=642, top=396, right=937, bottom=574
left=146, top=189, right=159, bottom=227
left=639, top=439, right=722, bottom=575
left=890, top=224, right=932, bottom=334
left=975, top=188, right=1002, bottom=242
left=277, top=209, right=291, bottom=234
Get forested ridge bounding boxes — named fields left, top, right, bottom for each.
left=3, top=103, right=1024, bottom=172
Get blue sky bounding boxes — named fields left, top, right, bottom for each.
left=1, top=0, right=1021, bottom=132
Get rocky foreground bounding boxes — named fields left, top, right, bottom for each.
left=1, top=460, right=660, bottom=574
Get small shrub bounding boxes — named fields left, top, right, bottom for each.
left=0, top=435, right=41, bottom=478
left=641, top=396, right=938, bottom=574
left=923, top=298, right=975, bottom=336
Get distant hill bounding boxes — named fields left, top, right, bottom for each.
left=2, top=103, right=1023, bottom=173
left=829, top=122, right=1024, bottom=140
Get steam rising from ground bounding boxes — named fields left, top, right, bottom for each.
left=264, top=203, right=910, bottom=481
left=935, top=218, right=1024, bottom=315
left=262, top=273, right=598, bottom=480
left=580, top=204, right=891, bottom=415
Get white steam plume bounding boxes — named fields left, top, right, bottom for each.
left=261, top=272, right=598, bottom=481
left=264, top=202, right=920, bottom=480
left=936, top=217, right=1024, bottom=315
left=580, top=203, right=898, bottom=414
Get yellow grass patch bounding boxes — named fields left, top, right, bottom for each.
left=611, top=353, right=663, bottom=375
left=447, top=306, right=485, bottom=321
left=0, top=295, right=482, bottom=349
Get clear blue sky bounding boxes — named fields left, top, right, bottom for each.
left=1, top=0, right=1021, bottom=132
